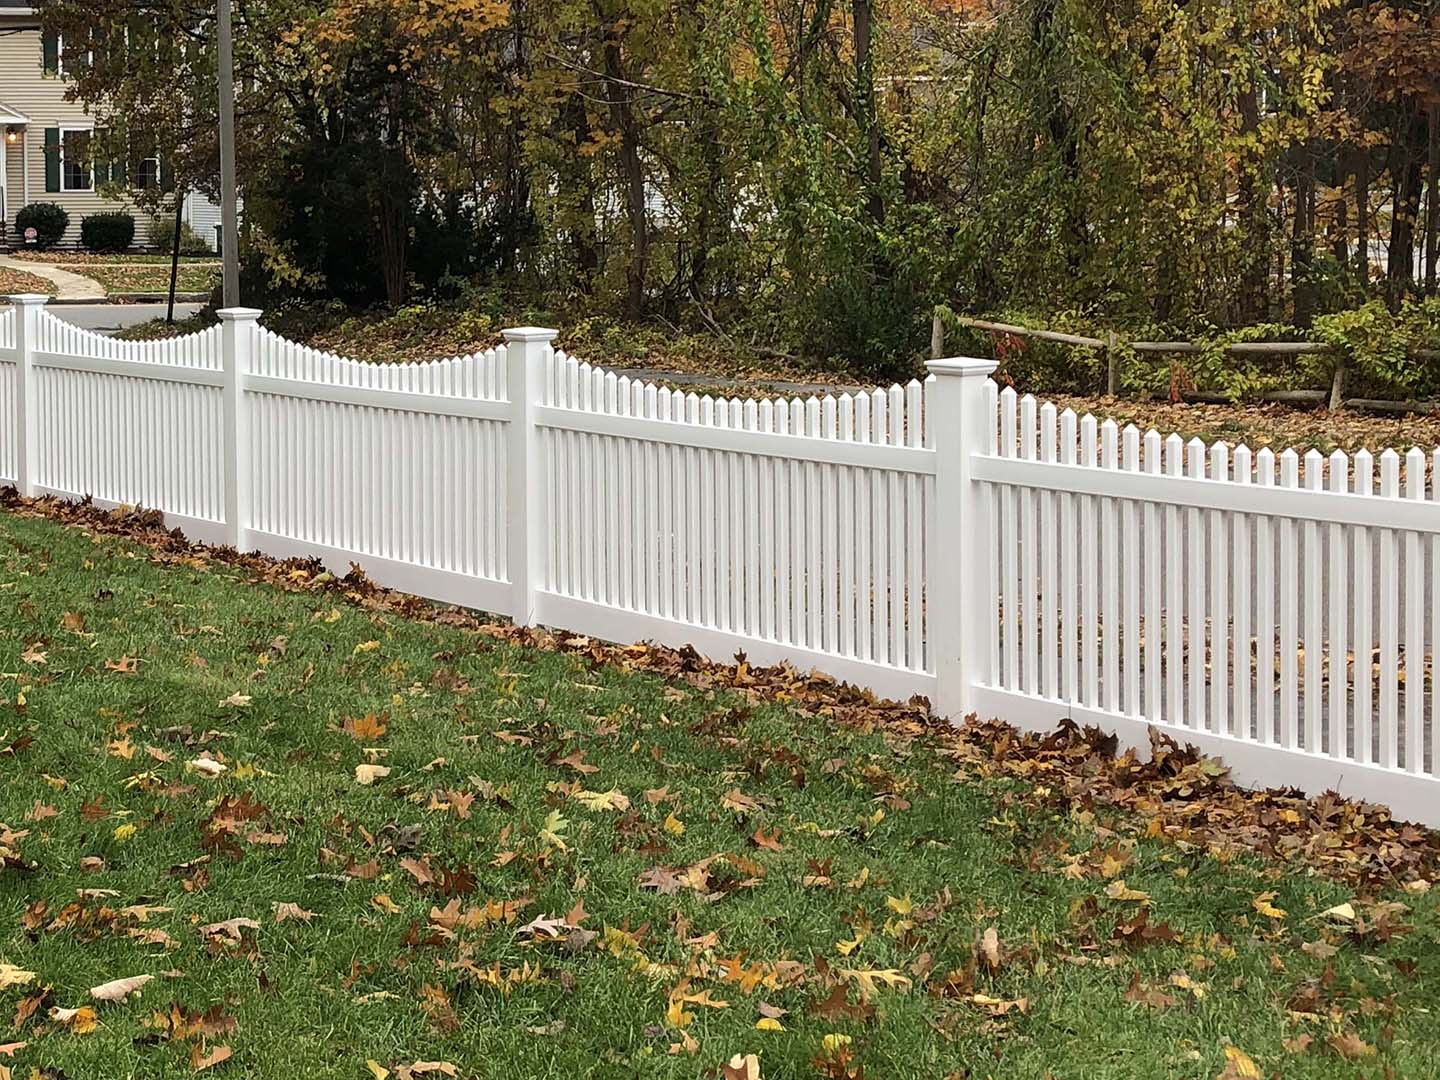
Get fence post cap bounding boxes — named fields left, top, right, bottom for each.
left=6, top=294, right=51, bottom=306
left=926, top=357, right=997, bottom=378
left=501, top=326, right=560, bottom=344
left=215, top=307, right=263, bottom=322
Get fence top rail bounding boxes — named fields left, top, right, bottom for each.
left=989, top=387, right=1440, bottom=530
left=547, top=347, right=935, bottom=448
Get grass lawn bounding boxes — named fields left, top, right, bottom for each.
left=9, top=253, right=219, bottom=295
left=1, top=506, right=1436, bottom=1078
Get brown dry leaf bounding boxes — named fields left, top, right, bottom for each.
left=400, top=857, right=435, bottom=885
left=273, top=902, right=316, bottom=924
left=723, top=1053, right=762, bottom=1080
left=0, top=965, right=35, bottom=991
left=722, top=789, right=760, bottom=813
left=1326, top=1032, right=1376, bottom=1060
left=89, top=974, right=153, bottom=1003
left=394, top=1064, right=459, bottom=1079
left=0, top=1042, right=25, bottom=1057
left=1123, top=972, right=1178, bottom=1009
left=190, top=1043, right=233, bottom=1071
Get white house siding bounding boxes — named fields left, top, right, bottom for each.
left=0, top=19, right=161, bottom=247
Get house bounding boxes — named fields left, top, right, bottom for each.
left=0, top=0, right=222, bottom=250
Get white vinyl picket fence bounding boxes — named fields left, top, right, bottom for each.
left=2, top=294, right=1438, bottom=824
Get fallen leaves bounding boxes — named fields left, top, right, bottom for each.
left=89, top=974, right=153, bottom=1003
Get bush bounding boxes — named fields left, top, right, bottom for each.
left=14, top=202, right=69, bottom=249
left=80, top=211, right=136, bottom=253
left=147, top=216, right=212, bottom=255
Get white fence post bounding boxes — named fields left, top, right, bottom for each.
left=502, top=326, right=558, bottom=626
left=926, top=356, right=998, bottom=719
left=217, top=307, right=261, bottom=550
left=9, top=294, right=48, bottom=497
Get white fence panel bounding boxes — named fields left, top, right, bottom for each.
left=531, top=349, right=937, bottom=702
left=29, top=311, right=228, bottom=540
left=975, top=400, right=1440, bottom=823
left=0, top=306, right=15, bottom=485
left=243, top=328, right=512, bottom=613
left=5, top=294, right=1440, bottom=824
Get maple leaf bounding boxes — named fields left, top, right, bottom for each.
left=273, top=902, right=316, bottom=924
left=218, top=692, right=251, bottom=708
left=400, top=857, right=435, bottom=885
left=342, top=712, right=389, bottom=740
left=89, top=974, right=153, bottom=1003
left=573, top=788, right=631, bottom=812
left=1123, top=972, right=1177, bottom=1009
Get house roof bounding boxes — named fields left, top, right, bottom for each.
left=0, top=2, right=36, bottom=8
left=0, top=100, right=29, bottom=124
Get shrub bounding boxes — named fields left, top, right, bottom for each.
left=14, top=202, right=69, bottom=249
left=80, top=211, right=136, bottom=253
left=147, top=216, right=212, bottom=255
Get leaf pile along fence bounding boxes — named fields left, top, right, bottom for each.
left=3, top=295, right=1439, bottom=824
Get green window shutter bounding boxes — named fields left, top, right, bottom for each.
left=44, top=127, right=61, bottom=192
left=95, top=156, right=109, bottom=186
left=42, top=32, right=58, bottom=76
left=160, top=157, right=175, bottom=194
left=109, top=154, right=126, bottom=186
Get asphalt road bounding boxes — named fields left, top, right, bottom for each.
left=49, top=302, right=202, bottom=334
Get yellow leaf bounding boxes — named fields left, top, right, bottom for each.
left=665, top=997, right=694, bottom=1030
left=821, top=1034, right=852, bottom=1054
left=354, top=640, right=381, bottom=655
left=113, top=823, right=138, bottom=843
left=355, top=764, right=391, bottom=786
left=1216, top=1044, right=1261, bottom=1079
left=755, top=1017, right=785, bottom=1032
left=663, top=812, right=685, bottom=836
left=1104, top=879, right=1149, bottom=903
left=1252, top=892, right=1287, bottom=919
left=365, top=1062, right=390, bottom=1079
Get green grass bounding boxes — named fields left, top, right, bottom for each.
left=0, top=508, right=1435, bottom=1078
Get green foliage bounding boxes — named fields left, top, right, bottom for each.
left=15, top=202, right=70, bottom=249
left=146, top=216, right=212, bottom=255
left=80, top=211, right=136, bottom=253
left=1313, top=299, right=1440, bottom=398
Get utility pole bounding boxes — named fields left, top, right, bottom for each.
left=217, top=0, right=240, bottom=307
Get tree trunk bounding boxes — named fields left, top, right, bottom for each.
left=1387, top=110, right=1424, bottom=295
left=854, top=0, right=883, bottom=226
left=1235, top=76, right=1266, bottom=319
left=1290, top=146, right=1315, bottom=326
left=1357, top=150, right=1371, bottom=286
left=602, top=16, right=648, bottom=319
left=1427, top=104, right=1438, bottom=295
left=167, top=190, right=184, bottom=325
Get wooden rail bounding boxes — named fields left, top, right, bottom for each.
left=934, top=312, right=1439, bottom=414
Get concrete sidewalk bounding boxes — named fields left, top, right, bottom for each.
left=0, top=254, right=106, bottom=301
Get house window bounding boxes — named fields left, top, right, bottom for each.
left=136, top=156, right=160, bottom=191
left=60, top=128, right=93, bottom=191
